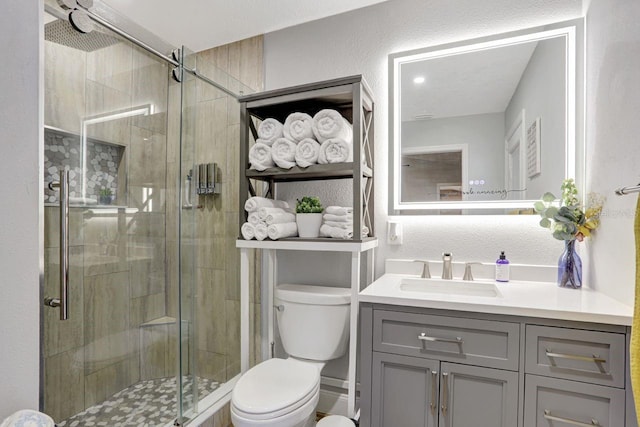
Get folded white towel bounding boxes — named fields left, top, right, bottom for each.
left=323, top=213, right=353, bottom=222
left=1, top=410, right=55, bottom=427
left=254, top=223, right=268, bottom=241
left=241, top=222, right=256, bottom=240
left=249, top=142, right=274, bottom=171
left=257, top=118, right=284, bottom=144
left=248, top=212, right=261, bottom=226
left=258, top=207, right=290, bottom=220
left=271, top=138, right=297, bottom=169
left=320, top=224, right=369, bottom=239
left=284, top=112, right=314, bottom=142
left=244, top=196, right=290, bottom=212
left=320, top=224, right=353, bottom=239
left=318, top=138, right=353, bottom=164
left=325, top=206, right=353, bottom=216
left=295, top=138, right=320, bottom=168
left=312, top=109, right=353, bottom=143
left=324, top=220, right=353, bottom=229
left=267, top=222, right=298, bottom=240
left=266, top=212, right=296, bottom=225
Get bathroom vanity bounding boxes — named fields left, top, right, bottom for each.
left=359, top=261, right=636, bottom=427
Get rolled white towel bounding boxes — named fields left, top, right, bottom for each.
left=323, top=213, right=353, bottom=222
left=257, top=118, right=284, bottom=144
left=241, top=222, right=256, bottom=240
left=320, top=224, right=353, bottom=239
left=284, top=112, right=314, bottom=142
left=70, top=197, right=97, bottom=205
left=271, top=138, right=297, bottom=169
left=318, top=138, right=353, bottom=164
left=258, top=207, right=290, bottom=220
left=295, top=138, right=320, bottom=168
left=325, top=206, right=353, bottom=216
left=267, top=222, right=298, bottom=240
left=312, top=109, right=353, bottom=143
left=266, top=212, right=296, bottom=225
left=1, top=410, right=55, bottom=427
left=248, top=212, right=261, bottom=226
left=254, top=223, right=268, bottom=241
left=244, top=196, right=290, bottom=212
left=249, top=142, right=274, bottom=171
left=324, top=220, right=352, bottom=229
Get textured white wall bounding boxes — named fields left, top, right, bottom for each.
left=584, top=0, right=640, bottom=303
left=0, top=0, right=43, bottom=419
left=265, top=0, right=584, bottom=279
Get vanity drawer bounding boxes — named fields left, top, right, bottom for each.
left=372, top=309, right=520, bottom=370
left=524, top=375, right=625, bottom=427
left=525, top=325, right=625, bottom=388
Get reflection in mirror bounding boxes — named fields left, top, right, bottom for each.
left=389, top=19, right=583, bottom=214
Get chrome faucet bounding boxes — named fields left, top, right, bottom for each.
left=442, top=253, right=453, bottom=279
left=413, top=260, right=431, bottom=278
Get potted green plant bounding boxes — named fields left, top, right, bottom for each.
left=99, top=187, right=113, bottom=205
left=295, top=196, right=323, bottom=238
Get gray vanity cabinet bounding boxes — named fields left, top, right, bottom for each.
left=370, top=354, right=518, bottom=427
left=371, top=352, right=439, bottom=427
left=360, top=304, right=635, bottom=427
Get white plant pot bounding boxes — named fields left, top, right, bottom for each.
left=296, top=213, right=323, bottom=238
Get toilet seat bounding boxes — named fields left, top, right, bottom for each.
left=232, top=358, right=320, bottom=421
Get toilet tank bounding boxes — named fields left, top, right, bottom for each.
left=275, top=284, right=351, bottom=361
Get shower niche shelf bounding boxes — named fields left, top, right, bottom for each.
left=44, top=125, right=127, bottom=206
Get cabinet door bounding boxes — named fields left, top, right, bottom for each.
left=524, top=375, right=625, bottom=427
left=371, top=352, right=439, bottom=427
left=439, top=362, right=518, bottom=427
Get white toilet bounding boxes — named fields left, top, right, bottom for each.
left=231, top=284, right=354, bottom=427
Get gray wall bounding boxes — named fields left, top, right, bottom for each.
left=0, top=0, right=43, bottom=419
left=585, top=0, right=640, bottom=303
left=505, top=37, right=566, bottom=200
left=264, top=0, right=583, bottom=280
left=402, top=113, right=505, bottom=201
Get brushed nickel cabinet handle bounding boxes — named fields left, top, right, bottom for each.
left=441, top=372, right=449, bottom=416
left=418, top=332, right=463, bottom=345
left=544, top=410, right=600, bottom=426
left=545, top=349, right=606, bottom=364
left=429, top=370, right=437, bottom=415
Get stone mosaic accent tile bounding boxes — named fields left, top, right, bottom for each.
left=57, top=376, right=219, bottom=427
left=45, top=129, right=123, bottom=204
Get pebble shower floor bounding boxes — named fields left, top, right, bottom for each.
left=57, top=376, right=219, bottom=427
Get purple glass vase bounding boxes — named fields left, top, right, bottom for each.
left=557, top=239, right=582, bottom=289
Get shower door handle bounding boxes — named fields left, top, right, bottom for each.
left=45, top=169, right=70, bottom=320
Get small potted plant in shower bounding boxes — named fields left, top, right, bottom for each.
left=99, top=187, right=113, bottom=205
left=295, top=196, right=324, bottom=238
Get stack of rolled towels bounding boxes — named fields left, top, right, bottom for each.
left=319, top=206, right=370, bottom=239
left=249, top=109, right=353, bottom=171
left=241, top=196, right=298, bottom=240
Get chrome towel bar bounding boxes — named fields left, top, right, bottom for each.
left=615, top=183, right=640, bottom=195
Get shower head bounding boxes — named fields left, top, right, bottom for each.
left=45, top=16, right=121, bottom=52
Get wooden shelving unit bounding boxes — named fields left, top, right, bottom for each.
left=236, top=76, right=377, bottom=418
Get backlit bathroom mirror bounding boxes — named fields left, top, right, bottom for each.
left=389, top=19, right=584, bottom=214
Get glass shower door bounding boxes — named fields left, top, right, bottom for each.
left=42, top=7, right=179, bottom=426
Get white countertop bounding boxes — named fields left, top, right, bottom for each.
left=359, top=274, right=634, bottom=326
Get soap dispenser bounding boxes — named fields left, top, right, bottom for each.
left=495, top=251, right=510, bottom=282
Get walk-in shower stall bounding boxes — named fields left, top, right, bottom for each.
left=41, top=1, right=254, bottom=425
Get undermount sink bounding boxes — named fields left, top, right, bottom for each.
left=400, top=277, right=501, bottom=298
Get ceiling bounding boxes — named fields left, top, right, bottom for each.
left=101, top=0, right=390, bottom=52
left=400, top=40, right=539, bottom=121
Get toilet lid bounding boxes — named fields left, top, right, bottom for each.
left=232, top=358, right=320, bottom=418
